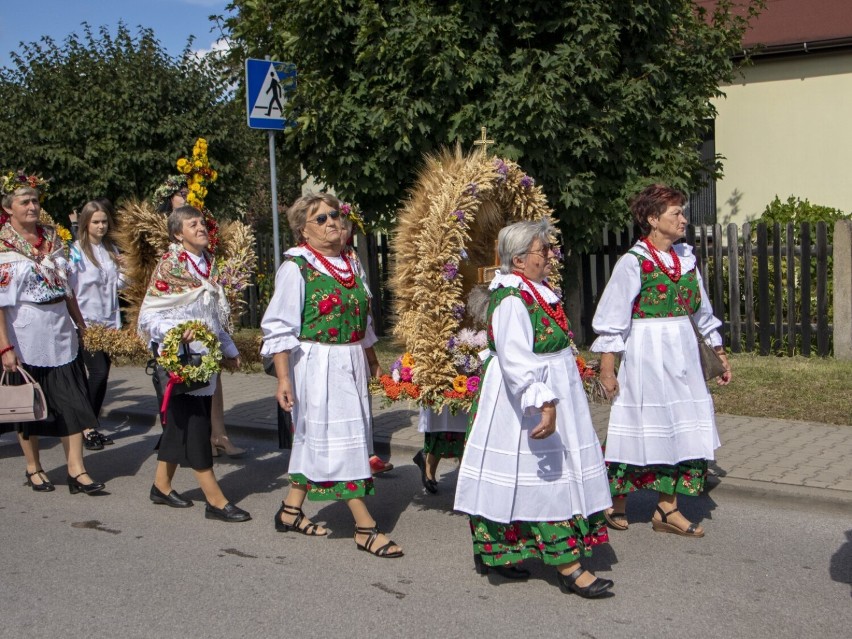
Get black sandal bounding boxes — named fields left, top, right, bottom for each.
left=274, top=503, right=328, bottom=536
left=354, top=525, right=404, bottom=558
left=651, top=505, right=704, bottom=537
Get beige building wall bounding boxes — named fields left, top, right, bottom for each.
left=713, top=52, right=852, bottom=226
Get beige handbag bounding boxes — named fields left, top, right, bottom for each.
left=676, top=291, right=727, bottom=381
left=0, top=367, right=48, bottom=422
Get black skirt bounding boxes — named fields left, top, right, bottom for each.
left=155, top=393, right=214, bottom=471
left=0, top=356, right=97, bottom=439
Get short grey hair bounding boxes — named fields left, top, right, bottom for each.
left=286, top=192, right=340, bottom=243
left=167, top=205, right=204, bottom=242
left=2, top=186, right=38, bottom=209
left=497, top=219, right=555, bottom=274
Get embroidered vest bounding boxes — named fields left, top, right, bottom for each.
left=629, top=250, right=701, bottom=319
left=291, top=256, right=369, bottom=344
left=486, top=286, right=570, bottom=354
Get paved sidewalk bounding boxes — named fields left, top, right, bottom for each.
left=102, top=366, right=852, bottom=501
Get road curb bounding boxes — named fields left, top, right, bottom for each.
left=103, top=407, right=852, bottom=509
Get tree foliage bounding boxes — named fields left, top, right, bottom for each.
left=0, top=23, right=258, bottom=220
left=221, top=0, right=762, bottom=249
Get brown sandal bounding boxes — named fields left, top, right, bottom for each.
left=354, top=525, right=403, bottom=558
left=604, top=509, right=629, bottom=531
left=651, top=505, right=704, bottom=537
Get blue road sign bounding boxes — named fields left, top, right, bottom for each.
left=245, top=59, right=297, bottom=130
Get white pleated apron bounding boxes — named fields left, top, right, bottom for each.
left=604, top=316, right=721, bottom=466
left=454, top=348, right=611, bottom=524
left=287, top=340, right=372, bottom=481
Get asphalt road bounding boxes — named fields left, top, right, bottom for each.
left=1, top=417, right=850, bottom=639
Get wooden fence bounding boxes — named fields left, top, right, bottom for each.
left=579, top=221, right=835, bottom=356
left=244, top=222, right=836, bottom=357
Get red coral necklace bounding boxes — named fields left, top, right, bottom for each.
left=182, top=251, right=211, bottom=279
left=641, top=237, right=681, bottom=283
left=302, top=243, right=356, bottom=288
left=3, top=225, right=48, bottom=258
left=512, top=270, right=568, bottom=332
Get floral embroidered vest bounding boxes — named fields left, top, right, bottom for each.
left=629, top=250, right=701, bottom=319
left=486, top=286, right=570, bottom=354
left=290, top=256, right=369, bottom=344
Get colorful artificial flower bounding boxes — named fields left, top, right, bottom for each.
left=452, top=374, right=468, bottom=393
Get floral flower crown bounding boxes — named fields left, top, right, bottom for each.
left=1, top=170, right=50, bottom=199
left=340, top=202, right=367, bottom=236
left=153, top=175, right=188, bottom=208
left=176, top=137, right=218, bottom=210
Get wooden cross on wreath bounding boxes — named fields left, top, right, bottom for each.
left=473, top=126, right=494, bottom=155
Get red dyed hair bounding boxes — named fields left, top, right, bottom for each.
left=630, top=184, right=687, bottom=235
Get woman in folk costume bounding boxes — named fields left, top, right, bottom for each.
left=151, top=169, right=245, bottom=459
left=137, top=205, right=249, bottom=522
left=454, top=219, right=613, bottom=598
left=591, top=184, right=730, bottom=537
left=261, top=192, right=402, bottom=558
left=0, top=177, right=105, bottom=495
left=69, top=199, right=127, bottom=450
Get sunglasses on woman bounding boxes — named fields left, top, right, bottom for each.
left=308, top=210, right=341, bottom=225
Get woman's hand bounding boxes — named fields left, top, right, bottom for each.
left=276, top=377, right=295, bottom=412
left=530, top=403, right=556, bottom=439
left=1, top=348, right=18, bottom=372
left=223, top=355, right=241, bottom=371
left=181, top=328, right=195, bottom=344
left=715, top=351, right=732, bottom=386
left=600, top=372, right=619, bottom=398
left=369, top=361, right=382, bottom=377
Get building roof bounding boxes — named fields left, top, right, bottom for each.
left=696, top=0, right=852, bottom=52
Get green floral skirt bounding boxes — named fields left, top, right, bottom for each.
left=423, top=432, right=465, bottom=458
left=289, top=473, right=375, bottom=502
left=469, top=513, right=609, bottom=567
left=607, top=459, right=708, bottom=497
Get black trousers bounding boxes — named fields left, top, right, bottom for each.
left=81, top=348, right=112, bottom=417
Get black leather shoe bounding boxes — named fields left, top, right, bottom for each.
left=67, top=472, right=105, bottom=495
left=474, top=554, right=530, bottom=580
left=205, top=502, right=251, bottom=522
left=149, top=484, right=193, bottom=508
left=557, top=567, right=614, bottom=599
left=82, top=431, right=104, bottom=451
left=413, top=450, right=438, bottom=494
left=25, top=469, right=55, bottom=492
left=95, top=430, right=114, bottom=446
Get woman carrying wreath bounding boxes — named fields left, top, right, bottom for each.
left=260, top=192, right=402, bottom=558
left=137, top=205, right=249, bottom=522
left=0, top=179, right=105, bottom=495
left=590, top=184, right=731, bottom=538
left=454, top=219, right=613, bottom=598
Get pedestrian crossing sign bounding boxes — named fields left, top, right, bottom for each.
left=245, top=58, right=297, bottom=130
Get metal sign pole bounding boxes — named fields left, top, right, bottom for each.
left=269, top=130, right=281, bottom=271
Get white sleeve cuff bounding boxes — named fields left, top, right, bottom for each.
left=590, top=334, right=625, bottom=354
left=260, top=334, right=300, bottom=357
left=520, top=382, right=558, bottom=415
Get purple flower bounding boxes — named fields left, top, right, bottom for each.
left=391, top=357, right=403, bottom=372
left=447, top=336, right=457, bottom=350
left=520, top=175, right=534, bottom=188
left=453, top=209, right=466, bottom=224
left=452, top=304, right=466, bottom=320
left=443, top=263, right=459, bottom=280
left=552, top=246, right=563, bottom=261
left=465, top=182, right=479, bottom=198
left=494, top=159, right=508, bottom=180
left=459, top=248, right=468, bottom=260
left=340, top=203, right=352, bottom=216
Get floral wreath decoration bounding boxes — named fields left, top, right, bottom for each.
left=384, top=144, right=560, bottom=413
left=339, top=201, right=367, bottom=237
left=157, top=320, right=222, bottom=421
left=153, top=175, right=188, bottom=209
left=0, top=170, right=52, bottom=227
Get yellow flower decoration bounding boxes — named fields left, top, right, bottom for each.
left=401, top=352, right=415, bottom=368
left=176, top=137, right=217, bottom=209
left=452, top=374, right=468, bottom=393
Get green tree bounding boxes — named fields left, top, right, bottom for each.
left=0, top=23, right=259, bottom=220
left=220, top=0, right=762, bottom=249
